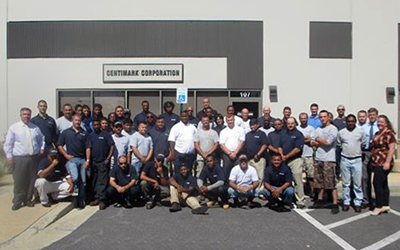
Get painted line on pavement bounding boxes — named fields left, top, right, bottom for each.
left=325, top=212, right=371, bottom=229
left=295, top=209, right=356, bottom=250
left=389, top=209, right=400, bottom=217
left=361, top=230, right=400, bottom=250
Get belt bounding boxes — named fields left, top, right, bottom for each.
left=341, top=155, right=362, bottom=160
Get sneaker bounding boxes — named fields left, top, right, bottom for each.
left=26, top=201, right=35, bottom=207
left=247, top=201, right=255, bottom=209
left=342, top=205, right=350, bottom=212
left=77, top=200, right=86, bottom=209
left=354, top=206, right=362, bottom=213
left=124, top=200, right=133, bottom=209
left=309, top=200, right=324, bottom=209
left=331, top=204, right=340, bottom=214
left=283, top=204, right=292, bottom=212
left=206, top=201, right=217, bottom=208
left=42, top=203, right=51, bottom=208
left=192, top=206, right=208, bottom=215
left=296, top=203, right=306, bottom=209
left=146, top=200, right=157, bottom=210
left=222, top=203, right=230, bottom=210
left=12, top=203, right=23, bottom=211
left=99, top=202, right=107, bottom=210
left=90, top=200, right=99, bottom=206
left=169, top=202, right=182, bottom=212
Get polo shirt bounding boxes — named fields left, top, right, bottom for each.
left=196, top=109, right=219, bottom=120
left=257, top=116, right=275, bottom=128
left=333, top=117, right=347, bottom=131
left=90, top=130, right=115, bottom=162
left=212, top=125, right=226, bottom=136
left=314, top=124, right=338, bottom=162
left=279, top=129, right=304, bottom=161
left=168, top=121, right=197, bottom=154
left=263, top=164, right=293, bottom=187
left=224, top=115, right=244, bottom=128
left=111, top=134, right=130, bottom=167
left=174, top=174, right=198, bottom=189
left=198, top=164, right=225, bottom=184
left=242, top=120, right=251, bottom=134
left=56, top=116, right=72, bottom=133
left=161, top=112, right=180, bottom=130
left=110, top=165, right=138, bottom=187
left=130, top=132, right=153, bottom=164
left=194, top=128, right=219, bottom=158
left=268, top=130, right=283, bottom=150
left=133, top=112, right=156, bottom=127
left=148, top=126, right=170, bottom=157
left=141, top=161, right=169, bottom=181
left=37, top=157, right=68, bottom=182
left=31, top=114, right=58, bottom=146
left=219, top=126, right=245, bottom=152
left=308, top=115, right=322, bottom=129
left=337, top=127, right=366, bottom=158
left=229, top=165, right=259, bottom=186
left=57, top=127, right=91, bottom=158
left=245, top=130, right=269, bottom=159
left=297, top=125, right=315, bottom=157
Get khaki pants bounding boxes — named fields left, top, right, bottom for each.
left=170, top=186, right=200, bottom=209
left=248, top=158, right=266, bottom=189
left=288, top=158, right=305, bottom=205
left=196, top=160, right=205, bottom=178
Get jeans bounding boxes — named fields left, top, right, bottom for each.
left=173, top=151, right=196, bottom=175
left=106, top=186, right=141, bottom=204
left=373, top=166, right=390, bottom=208
left=340, top=157, right=363, bottom=206
left=132, top=162, right=143, bottom=176
left=261, top=186, right=294, bottom=205
left=140, top=181, right=170, bottom=200
left=227, top=187, right=259, bottom=198
left=66, top=157, right=86, bottom=202
left=205, top=185, right=228, bottom=203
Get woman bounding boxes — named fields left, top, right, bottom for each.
left=213, top=114, right=226, bottom=165
left=370, top=115, right=396, bottom=215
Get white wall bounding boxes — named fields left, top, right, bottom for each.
left=0, top=0, right=7, bottom=140
left=2, top=0, right=400, bottom=135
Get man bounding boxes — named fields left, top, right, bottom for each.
left=4, top=107, right=45, bottom=210
left=74, top=104, right=83, bottom=119
left=133, top=100, right=156, bottom=128
left=196, top=97, right=219, bottom=120
left=228, top=155, right=259, bottom=209
left=259, top=116, right=275, bottom=137
left=257, top=106, right=275, bottom=128
left=186, top=106, right=200, bottom=128
left=107, top=155, right=140, bottom=208
left=57, top=115, right=91, bottom=209
left=310, top=110, right=340, bottom=214
left=197, top=107, right=216, bottom=130
left=35, top=147, right=73, bottom=207
left=279, top=117, right=305, bottom=208
left=130, top=122, right=153, bottom=174
left=169, top=164, right=208, bottom=214
left=282, top=106, right=292, bottom=128
left=219, top=115, right=245, bottom=181
left=194, top=115, right=219, bottom=177
left=115, top=106, right=125, bottom=122
left=308, top=103, right=321, bottom=128
left=89, top=119, right=115, bottom=210
left=56, top=104, right=73, bottom=133
left=149, top=116, right=171, bottom=163
left=245, top=119, right=268, bottom=188
left=111, top=121, right=130, bottom=169
left=360, top=107, right=379, bottom=208
left=122, top=119, right=134, bottom=137
left=198, top=155, right=229, bottom=209
left=337, top=114, right=366, bottom=212
left=168, top=112, right=197, bottom=175
left=100, top=117, right=111, bottom=133
left=297, top=113, right=316, bottom=198
left=357, top=110, right=367, bottom=127
left=31, top=100, right=57, bottom=150
left=333, top=105, right=347, bottom=131
left=268, top=119, right=284, bottom=156
left=140, top=154, right=170, bottom=209
left=161, top=101, right=180, bottom=130
left=261, top=154, right=294, bottom=212
left=241, top=108, right=251, bottom=134
left=224, top=105, right=243, bottom=128
left=124, top=109, right=132, bottom=121
left=146, top=112, right=156, bottom=131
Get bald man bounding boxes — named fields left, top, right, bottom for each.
left=196, top=98, right=219, bottom=120
left=241, top=108, right=251, bottom=134
left=258, top=106, right=275, bottom=128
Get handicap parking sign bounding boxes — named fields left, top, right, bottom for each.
left=176, top=88, right=188, bottom=104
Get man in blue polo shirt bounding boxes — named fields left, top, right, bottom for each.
left=261, top=154, right=294, bottom=212
left=169, top=164, right=208, bottom=214
left=279, top=117, right=305, bottom=208
left=57, top=115, right=91, bottom=209
left=89, top=119, right=115, bottom=210
left=161, top=101, right=180, bottom=130
left=140, top=154, right=170, bottom=209
left=133, top=100, right=156, bottom=129
left=107, top=155, right=140, bottom=209
left=268, top=119, right=284, bottom=156
left=31, top=100, right=58, bottom=150
left=198, top=155, right=229, bottom=209
left=308, top=103, right=321, bottom=129
left=149, top=116, right=171, bottom=163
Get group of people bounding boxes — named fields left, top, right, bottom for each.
left=3, top=98, right=396, bottom=216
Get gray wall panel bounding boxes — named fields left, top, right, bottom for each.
left=7, top=21, right=263, bottom=89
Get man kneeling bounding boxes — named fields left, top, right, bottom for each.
left=107, top=155, right=140, bottom=209
left=140, top=154, right=170, bottom=210
left=169, top=164, right=208, bottom=214
left=35, top=147, right=73, bottom=207
left=261, top=154, right=294, bottom=212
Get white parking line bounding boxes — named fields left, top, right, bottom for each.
left=325, top=212, right=371, bottom=229
left=295, top=209, right=356, bottom=250
left=389, top=209, right=400, bottom=217
left=361, top=230, right=400, bottom=250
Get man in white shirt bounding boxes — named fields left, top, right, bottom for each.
left=219, top=115, right=245, bottom=181
left=111, top=121, right=130, bottom=169
left=224, top=105, right=244, bottom=128
left=168, top=111, right=197, bottom=175
left=4, top=107, right=45, bottom=210
left=228, top=155, right=259, bottom=209
left=240, top=108, right=251, bottom=134
left=56, top=104, right=73, bottom=133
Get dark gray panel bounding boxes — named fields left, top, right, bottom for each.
left=310, top=22, right=352, bottom=59
left=7, top=21, right=263, bottom=89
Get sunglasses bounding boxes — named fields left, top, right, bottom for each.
left=119, top=162, right=127, bottom=165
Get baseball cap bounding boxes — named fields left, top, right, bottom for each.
left=114, top=121, right=123, bottom=127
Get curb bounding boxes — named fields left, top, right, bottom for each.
left=0, top=202, right=74, bottom=249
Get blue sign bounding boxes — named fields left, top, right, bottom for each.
left=176, top=88, right=188, bottom=104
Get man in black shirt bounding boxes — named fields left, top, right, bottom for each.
left=31, top=100, right=58, bottom=150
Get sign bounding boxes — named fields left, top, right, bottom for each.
left=176, top=88, right=188, bottom=104
left=103, top=64, right=183, bottom=83
left=230, top=91, right=261, bottom=98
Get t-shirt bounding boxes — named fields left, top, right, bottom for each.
left=148, top=126, right=170, bottom=157
left=198, top=164, right=225, bottom=184
left=141, top=161, right=169, bottom=182
left=263, top=164, right=293, bottom=187
left=57, top=127, right=91, bottom=158
left=268, top=130, right=283, bottom=150
left=194, top=128, right=219, bottom=160
left=110, top=165, right=138, bottom=187
left=337, top=127, right=366, bottom=158
left=174, top=174, right=198, bottom=189
left=161, top=112, right=180, bottom=130
left=297, top=125, right=315, bottom=157
left=279, top=129, right=304, bottom=161
left=111, top=134, right=130, bottom=167
left=168, top=121, right=197, bottom=154
left=219, top=126, right=245, bottom=152
left=31, top=114, right=57, bottom=146
left=333, top=117, right=347, bottom=131
left=90, top=130, right=115, bottom=162
left=130, top=132, right=153, bottom=164
left=313, top=124, right=338, bottom=162
left=229, top=165, right=259, bottom=186
left=245, top=130, right=269, bottom=159
left=37, top=157, right=68, bottom=182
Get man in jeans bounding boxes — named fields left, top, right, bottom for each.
left=130, top=121, right=153, bottom=174
left=337, top=114, right=366, bottom=212
left=57, top=115, right=91, bottom=209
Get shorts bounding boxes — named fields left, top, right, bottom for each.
left=301, top=157, right=314, bottom=179
left=314, top=161, right=336, bottom=189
